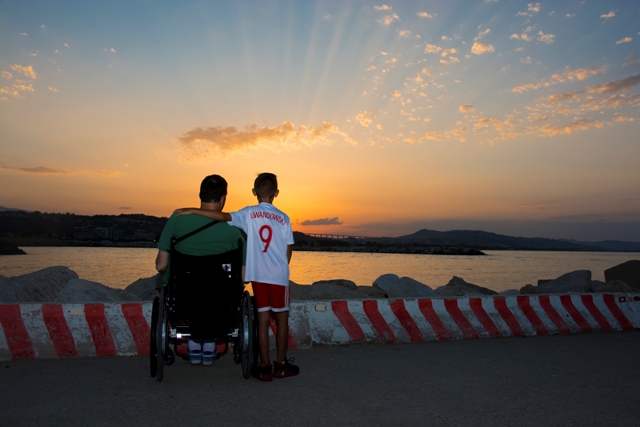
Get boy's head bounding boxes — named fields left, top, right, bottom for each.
left=199, top=174, right=228, bottom=203
left=253, top=172, right=278, bottom=200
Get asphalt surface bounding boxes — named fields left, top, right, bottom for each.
left=1, top=331, right=639, bottom=427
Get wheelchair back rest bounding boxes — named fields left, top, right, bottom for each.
left=168, top=247, right=244, bottom=338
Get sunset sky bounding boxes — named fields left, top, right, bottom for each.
left=1, top=1, right=639, bottom=241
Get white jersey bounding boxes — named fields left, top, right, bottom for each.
left=229, top=203, right=294, bottom=286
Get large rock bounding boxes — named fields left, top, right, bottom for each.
left=435, top=276, right=497, bottom=297
left=54, top=279, right=140, bottom=302
left=589, top=279, right=635, bottom=293
left=0, top=240, right=26, bottom=255
left=519, top=284, right=541, bottom=295
left=536, top=270, right=591, bottom=294
left=10, top=266, right=79, bottom=302
left=124, top=274, right=163, bottom=300
left=373, top=274, right=440, bottom=298
left=289, top=279, right=371, bottom=300
left=605, top=260, right=640, bottom=290
left=0, top=276, right=33, bottom=302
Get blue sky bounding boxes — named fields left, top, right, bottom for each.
left=1, top=1, right=639, bottom=240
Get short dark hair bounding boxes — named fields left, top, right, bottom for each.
left=199, top=174, right=227, bottom=203
left=254, top=172, right=278, bottom=198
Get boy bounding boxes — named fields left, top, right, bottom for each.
left=178, top=172, right=298, bottom=381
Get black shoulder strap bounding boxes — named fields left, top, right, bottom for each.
left=170, top=220, right=219, bottom=251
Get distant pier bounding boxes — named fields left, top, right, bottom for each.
left=305, top=233, right=369, bottom=240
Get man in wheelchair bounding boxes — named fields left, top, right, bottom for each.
left=155, top=174, right=246, bottom=366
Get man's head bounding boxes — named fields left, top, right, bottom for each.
left=253, top=172, right=278, bottom=200
left=199, top=174, right=228, bottom=204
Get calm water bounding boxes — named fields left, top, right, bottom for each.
left=0, top=247, right=638, bottom=293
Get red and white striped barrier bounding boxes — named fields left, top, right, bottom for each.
left=1, top=294, right=639, bottom=361
left=0, top=303, right=151, bottom=361
left=296, top=294, right=640, bottom=346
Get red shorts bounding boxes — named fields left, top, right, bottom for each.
left=252, top=282, right=289, bottom=313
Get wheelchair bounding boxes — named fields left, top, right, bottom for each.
left=149, top=245, right=258, bottom=382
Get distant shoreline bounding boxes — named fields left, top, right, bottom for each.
left=3, top=237, right=640, bottom=255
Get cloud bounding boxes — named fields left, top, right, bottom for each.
left=441, top=48, right=457, bottom=57
left=2, top=71, right=12, bottom=79
left=616, top=37, right=632, bottom=44
left=20, top=32, right=27, bottom=36
left=512, top=66, right=607, bottom=93
left=118, top=207, right=133, bottom=210
left=471, top=42, right=495, bottom=54
left=1, top=165, right=74, bottom=175
left=398, top=30, right=411, bottom=37
left=547, top=91, right=581, bottom=104
left=539, top=118, right=604, bottom=136
left=517, top=2, right=540, bottom=17
left=537, top=31, right=555, bottom=44
left=474, top=118, right=517, bottom=132
left=97, top=170, right=126, bottom=177
left=458, top=104, right=476, bottom=113
left=424, top=44, right=441, bottom=54
left=355, top=110, right=375, bottom=127
left=10, top=64, right=37, bottom=79
left=440, top=56, right=460, bottom=65
left=585, top=74, right=640, bottom=94
left=12, top=81, right=34, bottom=92
left=49, top=87, right=58, bottom=92
left=374, top=5, right=392, bottom=11
left=104, top=48, right=116, bottom=53
left=601, top=11, right=615, bottom=19
left=176, top=121, right=355, bottom=157
left=474, top=29, right=490, bottom=41
left=378, top=13, right=399, bottom=25
left=417, top=12, right=434, bottom=18
left=300, top=217, right=343, bottom=226
left=423, top=125, right=468, bottom=142
left=421, top=67, right=434, bottom=77
left=552, top=66, right=607, bottom=82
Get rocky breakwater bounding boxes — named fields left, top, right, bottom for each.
left=0, top=240, right=26, bottom=255
left=289, top=261, right=639, bottom=300
left=1, top=261, right=639, bottom=303
left=0, top=266, right=160, bottom=303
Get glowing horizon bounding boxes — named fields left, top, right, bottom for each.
left=1, top=1, right=639, bottom=241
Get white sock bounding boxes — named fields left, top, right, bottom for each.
left=202, top=342, right=216, bottom=353
left=188, top=340, right=201, bottom=352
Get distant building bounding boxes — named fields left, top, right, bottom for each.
left=132, top=229, right=155, bottom=241
left=73, top=225, right=93, bottom=240
left=95, top=227, right=124, bottom=241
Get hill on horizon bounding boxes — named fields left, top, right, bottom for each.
left=382, top=228, right=640, bottom=252
left=1, top=209, right=639, bottom=252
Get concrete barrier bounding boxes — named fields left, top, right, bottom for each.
left=1, top=294, right=639, bottom=361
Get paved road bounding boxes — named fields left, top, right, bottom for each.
left=1, top=331, right=639, bottom=427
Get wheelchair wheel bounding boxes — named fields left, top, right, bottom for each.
left=156, top=289, right=167, bottom=382
left=149, top=296, right=160, bottom=378
left=164, top=347, right=175, bottom=365
left=240, top=291, right=256, bottom=379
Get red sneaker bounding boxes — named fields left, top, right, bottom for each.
left=253, top=364, right=273, bottom=382
left=273, top=358, right=299, bottom=378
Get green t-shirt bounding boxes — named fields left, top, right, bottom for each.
left=157, top=212, right=246, bottom=283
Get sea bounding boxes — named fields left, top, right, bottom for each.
left=0, top=247, right=638, bottom=293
